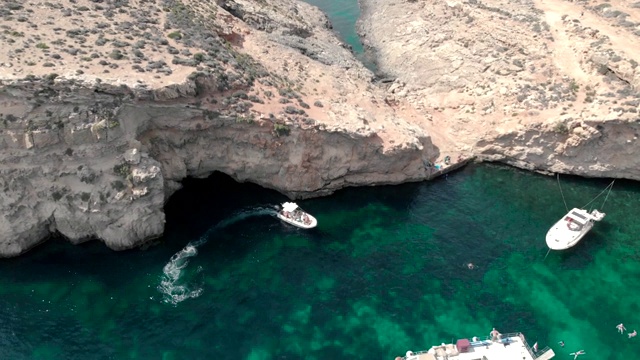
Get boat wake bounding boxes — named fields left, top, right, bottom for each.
left=158, top=245, right=204, bottom=305
left=157, top=206, right=277, bottom=305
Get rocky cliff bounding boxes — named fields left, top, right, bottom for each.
left=6, top=0, right=640, bottom=257
left=0, top=0, right=435, bottom=256
left=358, top=0, right=640, bottom=177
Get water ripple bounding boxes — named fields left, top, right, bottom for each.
left=158, top=206, right=278, bottom=305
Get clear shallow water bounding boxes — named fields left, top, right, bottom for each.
left=2, top=164, right=640, bottom=359
left=302, top=0, right=363, bottom=54
left=300, top=0, right=379, bottom=70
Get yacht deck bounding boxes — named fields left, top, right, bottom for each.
left=403, top=333, right=555, bottom=360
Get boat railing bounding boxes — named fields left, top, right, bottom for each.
left=400, top=349, right=431, bottom=359
left=520, top=337, right=553, bottom=359
left=400, top=332, right=554, bottom=360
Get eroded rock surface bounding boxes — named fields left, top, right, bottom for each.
left=359, top=0, right=640, bottom=178
left=0, top=0, right=435, bottom=256
left=6, top=0, right=640, bottom=257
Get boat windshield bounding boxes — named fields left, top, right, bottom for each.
left=568, top=211, right=588, bottom=225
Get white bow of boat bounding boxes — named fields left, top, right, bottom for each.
left=277, top=202, right=317, bottom=229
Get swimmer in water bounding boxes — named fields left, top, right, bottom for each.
left=569, top=350, right=585, bottom=359
left=467, top=263, right=475, bottom=270
left=617, top=323, right=626, bottom=334
left=558, top=341, right=564, bottom=347
left=629, top=330, right=637, bottom=338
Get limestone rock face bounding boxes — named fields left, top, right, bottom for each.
left=0, top=76, right=432, bottom=256
left=148, top=114, right=432, bottom=199
left=358, top=0, right=640, bottom=178
left=13, top=0, right=640, bottom=257
left=0, top=0, right=436, bottom=256
left=477, top=120, right=640, bottom=179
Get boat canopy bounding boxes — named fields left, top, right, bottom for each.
left=568, top=210, right=588, bottom=225
left=282, top=202, right=299, bottom=212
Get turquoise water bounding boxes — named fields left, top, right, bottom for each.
left=2, top=164, right=640, bottom=359
left=301, top=0, right=378, bottom=70
left=302, top=0, right=363, bottom=54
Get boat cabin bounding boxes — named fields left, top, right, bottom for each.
left=565, top=210, right=588, bottom=231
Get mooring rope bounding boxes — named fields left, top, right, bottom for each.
left=557, top=173, right=569, bottom=213
left=581, top=180, right=615, bottom=210
left=600, top=180, right=615, bottom=210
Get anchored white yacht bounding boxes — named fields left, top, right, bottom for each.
left=546, top=177, right=614, bottom=251
left=277, top=202, right=317, bottom=229
left=546, top=208, right=606, bottom=250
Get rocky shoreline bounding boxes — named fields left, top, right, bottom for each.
left=1, top=0, right=640, bottom=257
left=357, top=0, right=640, bottom=179
left=0, top=0, right=435, bottom=256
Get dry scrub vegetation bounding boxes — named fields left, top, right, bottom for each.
left=0, top=0, right=332, bottom=135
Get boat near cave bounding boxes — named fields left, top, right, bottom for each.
left=277, top=202, right=317, bottom=229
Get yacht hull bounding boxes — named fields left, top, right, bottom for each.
left=546, top=219, right=594, bottom=250
left=545, top=208, right=603, bottom=250
left=277, top=213, right=317, bottom=229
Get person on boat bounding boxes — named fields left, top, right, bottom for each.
left=628, top=330, right=637, bottom=338
left=617, top=323, right=626, bottom=333
left=569, top=350, right=585, bottom=359
left=490, top=328, right=500, bottom=340
left=303, top=214, right=310, bottom=225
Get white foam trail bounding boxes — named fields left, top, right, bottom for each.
left=158, top=206, right=277, bottom=305
left=157, top=245, right=202, bottom=305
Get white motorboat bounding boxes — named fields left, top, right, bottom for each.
left=277, top=202, right=317, bottom=229
left=546, top=177, right=614, bottom=251
left=546, top=208, right=606, bottom=250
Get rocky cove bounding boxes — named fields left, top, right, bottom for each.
left=1, top=0, right=639, bottom=257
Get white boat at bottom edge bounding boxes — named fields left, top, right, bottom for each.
left=277, top=202, right=317, bottom=229
left=546, top=207, right=605, bottom=250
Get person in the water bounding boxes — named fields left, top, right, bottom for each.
left=569, top=350, right=585, bottom=359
